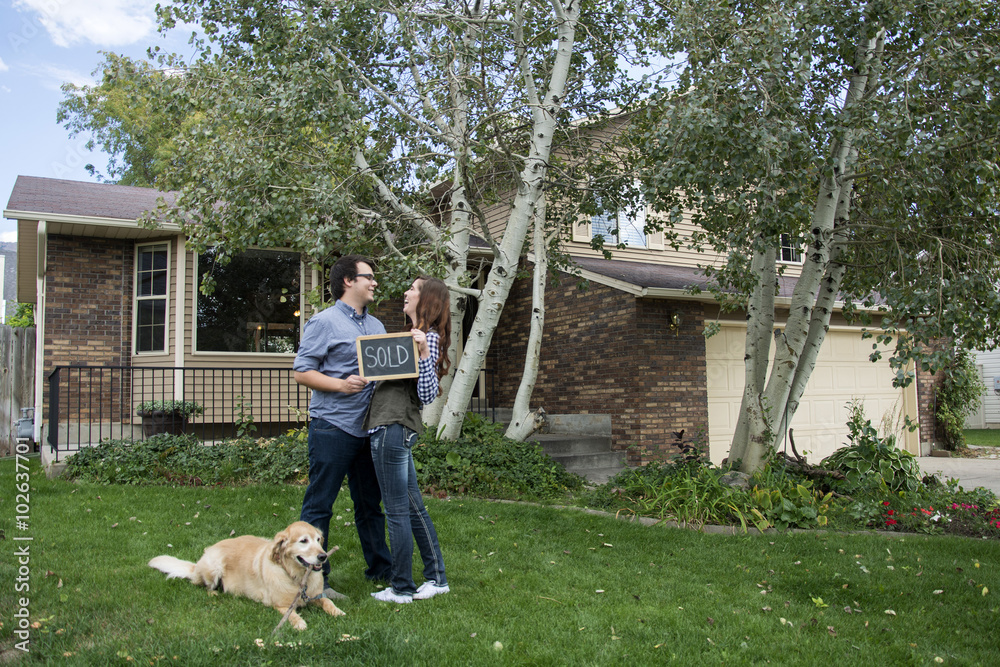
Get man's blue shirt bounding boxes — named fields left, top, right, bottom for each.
left=293, top=300, right=386, bottom=437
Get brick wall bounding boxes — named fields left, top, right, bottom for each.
left=44, top=235, right=133, bottom=371
left=491, top=263, right=709, bottom=465
left=915, top=353, right=947, bottom=450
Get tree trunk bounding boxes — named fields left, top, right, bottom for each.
left=505, top=197, right=549, bottom=441
left=729, top=30, right=885, bottom=472
left=436, top=0, right=580, bottom=439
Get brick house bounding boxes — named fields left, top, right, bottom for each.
left=5, top=175, right=935, bottom=470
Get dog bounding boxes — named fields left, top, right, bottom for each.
left=148, top=521, right=345, bottom=630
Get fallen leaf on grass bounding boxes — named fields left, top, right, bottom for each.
left=827, top=626, right=836, bottom=636
left=884, top=609, right=896, bottom=616
left=933, top=590, right=944, bottom=595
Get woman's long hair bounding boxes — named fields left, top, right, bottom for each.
left=413, top=276, right=452, bottom=387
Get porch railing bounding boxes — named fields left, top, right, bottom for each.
left=46, top=365, right=496, bottom=461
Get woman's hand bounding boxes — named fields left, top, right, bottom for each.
left=411, top=329, right=430, bottom=359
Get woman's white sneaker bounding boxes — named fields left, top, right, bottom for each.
left=371, top=588, right=413, bottom=604
left=413, top=581, right=450, bottom=600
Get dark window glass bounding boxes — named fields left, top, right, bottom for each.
left=196, top=248, right=301, bottom=353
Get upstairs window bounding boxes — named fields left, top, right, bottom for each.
left=195, top=248, right=301, bottom=354
left=779, top=233, right=803, bottom=263
left=591, top=198, right=647, bottom=248
left=135, top=243, right=169, bottom=353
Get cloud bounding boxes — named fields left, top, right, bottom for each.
left=21, top=62, right=95, bottom=91
left=0, top=57, right=8, bottom=72
left=13, top=0, right=159, bottom=48
left=1, top=231, right=17, bottom=243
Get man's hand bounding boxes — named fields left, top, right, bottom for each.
left=294, top=370, right=370, bottom=394
left=341, top=374, right=370, bottom=394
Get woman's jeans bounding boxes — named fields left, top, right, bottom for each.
left=370, top=424, right=447, bottom=595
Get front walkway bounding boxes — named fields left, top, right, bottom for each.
left=917, top=455, right=1000, bottom=495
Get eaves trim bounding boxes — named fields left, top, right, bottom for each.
left=2, top=209, right=181, bottom=232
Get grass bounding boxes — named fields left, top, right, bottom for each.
left=964, top=429, right=1000, bottom=448
left=2, top=457, right=999, bottom=665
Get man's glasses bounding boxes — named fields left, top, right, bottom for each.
left=355, top=273, right=375, bottom=281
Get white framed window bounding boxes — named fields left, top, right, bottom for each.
left=591, top=199, right=648, bottom=248
left=779, top=233, right=803, bottom=263
left=134, top=242, right=170, bottom=354
left=572, top=190, right=663, bottom=250
left=195, top=248, right=301, bottom=354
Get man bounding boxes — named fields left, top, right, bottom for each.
left=294, top=255, right=392, bottom=596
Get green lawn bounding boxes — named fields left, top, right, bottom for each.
left=2, top=456, right=998, bottom=665
left=964, top=429, right=1000, bottom=448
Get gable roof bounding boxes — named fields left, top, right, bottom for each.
left=4, top=176, right=183, bottom=304
left=4, top=175, right=177, bottom=223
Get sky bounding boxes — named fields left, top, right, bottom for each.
left=0, top=0, right=199, bottom=243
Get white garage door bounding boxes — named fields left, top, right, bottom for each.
left=706, top=324, right=919, bottom=466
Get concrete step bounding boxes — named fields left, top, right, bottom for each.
left=529, top=433, right=615, bottom=455
left=569, top=466, right=628, bottom=486
left=547, top=450, right=627, bottom=470
left=542, top=413, right=612, bottom=436
left=491, top=411, right=625, bottom=484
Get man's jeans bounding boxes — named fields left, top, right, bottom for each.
left=370, top=424, right=447, bottom=595
left=300, top=417, right=391, bottom=582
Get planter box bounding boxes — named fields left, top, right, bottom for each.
left=139, top=412, right=188, bottom=437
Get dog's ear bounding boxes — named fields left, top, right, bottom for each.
left=271, top=529, right=289, bottom=564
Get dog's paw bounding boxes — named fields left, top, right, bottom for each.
left=320, top=598, right=346, bottom=617
left=290, top=614, right=307, bottom=631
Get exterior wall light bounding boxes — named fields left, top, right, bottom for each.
left=668, top=311, right=682, bottom=336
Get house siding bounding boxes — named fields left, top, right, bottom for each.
left=974, top=351, right=1000, bottom=427
left=491, top=261, right=709, bottom=465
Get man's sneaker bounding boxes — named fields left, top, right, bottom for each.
left=323, top=586, right=349, bottom=601
left=413, top=581, right=450, bottom=600
left=371, top=588, right=413, bottom=604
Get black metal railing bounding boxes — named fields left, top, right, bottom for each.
left=46, top=365, right=497, bottom=461
left=47, top=366, right=311, bottom=461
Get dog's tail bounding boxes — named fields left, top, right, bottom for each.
left=149, top=555, right=197, bottom=581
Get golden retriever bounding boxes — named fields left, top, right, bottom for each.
left=148, top=521, right=344, bottom=630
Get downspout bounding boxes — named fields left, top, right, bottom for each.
left=174, top=236, right=186, bottom=397
left=34, top=220, right=46, bottom=445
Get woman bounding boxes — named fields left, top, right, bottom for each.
left=366, top=276, right=451, bottom=604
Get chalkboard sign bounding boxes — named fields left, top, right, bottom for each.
left=356, top=333, right=420, bottom=380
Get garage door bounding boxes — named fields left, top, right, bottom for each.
left=706, top=324, right=919, bottom=466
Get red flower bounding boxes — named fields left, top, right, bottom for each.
left=887, top=510, right=895, bottom=516
left=886, top=519, right=897, bottom=526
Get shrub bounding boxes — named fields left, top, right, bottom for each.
left=935, top=348, right=987, bottom=450
left=65, top=431, right=308, bottom=486
left=821, top=400, right=921, bottom=493
left=135, top=400, right=204, bottom=418
left=414, top=413, right=585, bottom=499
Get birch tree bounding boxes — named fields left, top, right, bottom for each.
left=142, top=0, right=663, bottom=438
left=640, top=0, right=1000, bottom=472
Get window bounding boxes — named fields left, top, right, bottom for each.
left=779, top=233, right=803, bottom=263
left=196, top=248, right=301, bottom=353
left=135, top=243, right=169, bottom=353
left=591, top=198, right=647, bottom=248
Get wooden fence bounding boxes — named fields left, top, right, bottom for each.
left=1, top=325, right=36, bottom=456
